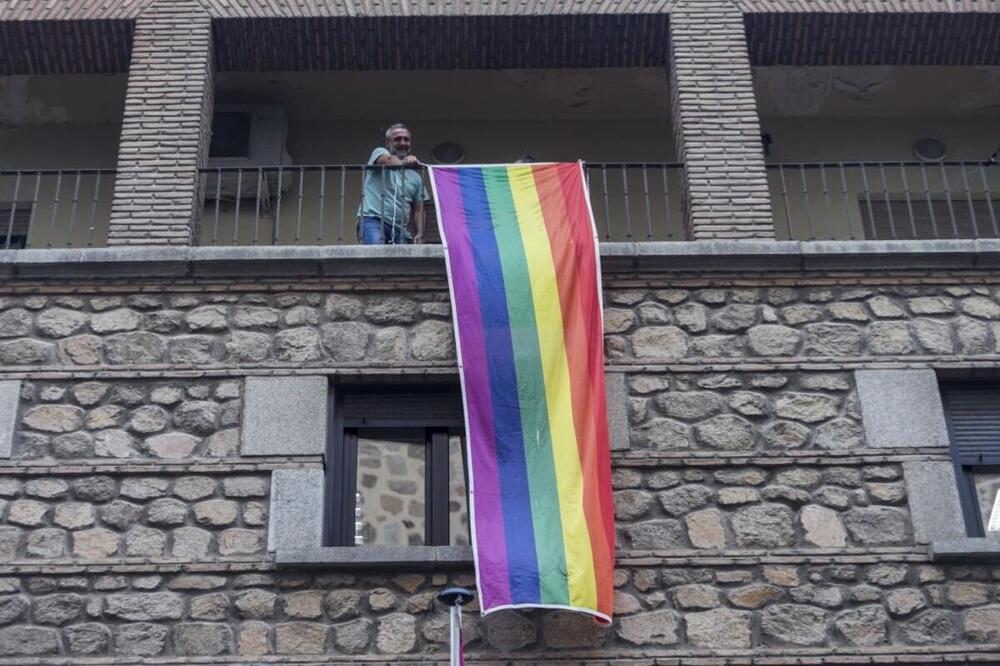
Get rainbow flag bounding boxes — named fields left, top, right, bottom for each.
left=429, top=162, right=615, bottom=623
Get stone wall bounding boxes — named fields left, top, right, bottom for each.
left=0, top=562, right=997, bottom=658
left=0, top=473, right=268, bottom=562
left=0, top=274, right=997, bottom=663
left=606, top=285, right=1000, bottom=361
left=614, top=463, right=909, bottom=551
left=628, top=371, right=862, bottom=451
left=16, top=380, right=240, bottom=459
left=0, top=292, right=454, bottom=367
left=4, top=284, right=1000, bottom=369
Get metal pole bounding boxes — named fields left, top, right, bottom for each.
left=449, top=602, right=461, bottom=665
left=437, top=586, right=474, bottom=666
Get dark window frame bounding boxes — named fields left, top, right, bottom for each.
left=941, top=382, right=1000, bottom=537
left=323, top=384, right=467, bottom=548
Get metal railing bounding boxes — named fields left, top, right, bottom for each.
left=587, top=162, right=686, bottom=242
left=1, top=169, right=116, bottom=249
left=768, top=161, right=1000, bottom=241
left=198, top=162, right=686, bottom=245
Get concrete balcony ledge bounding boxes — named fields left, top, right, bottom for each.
left=2, top=239, right=999, bottom=280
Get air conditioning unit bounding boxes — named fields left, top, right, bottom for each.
left=204, top=104, right=293, bottom=200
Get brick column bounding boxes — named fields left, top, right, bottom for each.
left=669, top=0, right=774, bottom=240
left=107, top=0, right=214, bottom=246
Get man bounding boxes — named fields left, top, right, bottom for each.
left=358, top=123, right=428, bottom=244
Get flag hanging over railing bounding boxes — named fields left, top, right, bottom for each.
left=429, top=162, right=615, bottom=623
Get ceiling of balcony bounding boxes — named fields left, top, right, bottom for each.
left=212, top=14, right=671, bottom=70
left=215, top=68, right=672, bottom=121
left=745, top=13, right=1000, bottom=67
left=0, top=73, right=127, bottom=125
left=755, top=65, right=1000, bottom=117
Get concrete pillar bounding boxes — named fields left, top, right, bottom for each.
left=669, top=0, right=774, bottom=239
left=107, top=0, right=214, bottom=246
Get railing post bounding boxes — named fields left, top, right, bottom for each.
left=107, top=0, right=214, bottom=247
left=669, top=0, right=774, bottom=240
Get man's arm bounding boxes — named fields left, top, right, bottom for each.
left=411, top=200, right=425, bottom=244
left=377, top=154, right=419, bottom=166
left=375, top=152, right=403, bottom=166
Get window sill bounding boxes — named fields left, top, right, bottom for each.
left=275, top=545, right=473, bottom=568
left=929, top=536, right=1000, bottom=562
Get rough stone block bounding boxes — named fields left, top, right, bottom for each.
left=242, top=377, right=327, bottom=456
left=855, top=369, right=949, bottom=448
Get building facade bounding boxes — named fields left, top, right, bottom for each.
left=1, top=0, right=999, bottom=663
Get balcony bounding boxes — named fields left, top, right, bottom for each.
left=6, top=160, right=999, bottom=249
left=196, top=162, right=686, bottom=246
left=195, top=68, right=683, bottom=245
left=4, top=64, right=1000, bottom=249
left=0, top=72, right=125, bottom=249
left=756, top=64, right=1000, bottom=241
left=769, top=160, right=1000, bottom=241
left=1, top=169, right=116, bottom=249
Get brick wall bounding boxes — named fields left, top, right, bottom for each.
left=107, top=0, right=214, bottom=246
left=669, top=0, right=775, bottom=240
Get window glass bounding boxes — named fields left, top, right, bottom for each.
left=209, top=112, right=252, bottom=158
left=355, top=430, right=426, bottom=546
left=973, top=472, right=1000, bottom=534
left=449, top=435, right=470, bottom=546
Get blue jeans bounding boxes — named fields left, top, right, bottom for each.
left=359, top=216, right=412, bottom=245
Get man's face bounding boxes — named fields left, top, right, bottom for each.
left=385, top=128, right=412, bottom=157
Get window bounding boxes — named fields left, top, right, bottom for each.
left=209, top=111, right=253, bottom=159
left=941, top=383, right=1000, bottom=537
left=324, top=386, right=470, bottom=548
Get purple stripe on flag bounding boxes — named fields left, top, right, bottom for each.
left=435, top=169, right=512, bottom=607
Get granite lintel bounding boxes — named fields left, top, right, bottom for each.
left=275, top=545, right=474, bottom=568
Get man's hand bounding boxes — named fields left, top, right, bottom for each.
left=413, top=232, right=424, bottom=244
left=403, top=155, right=419, bottom=166
left=376, top=153, right=405, bottom=166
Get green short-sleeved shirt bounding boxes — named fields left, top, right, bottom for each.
left=358, top=147, right=428, bottom=230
